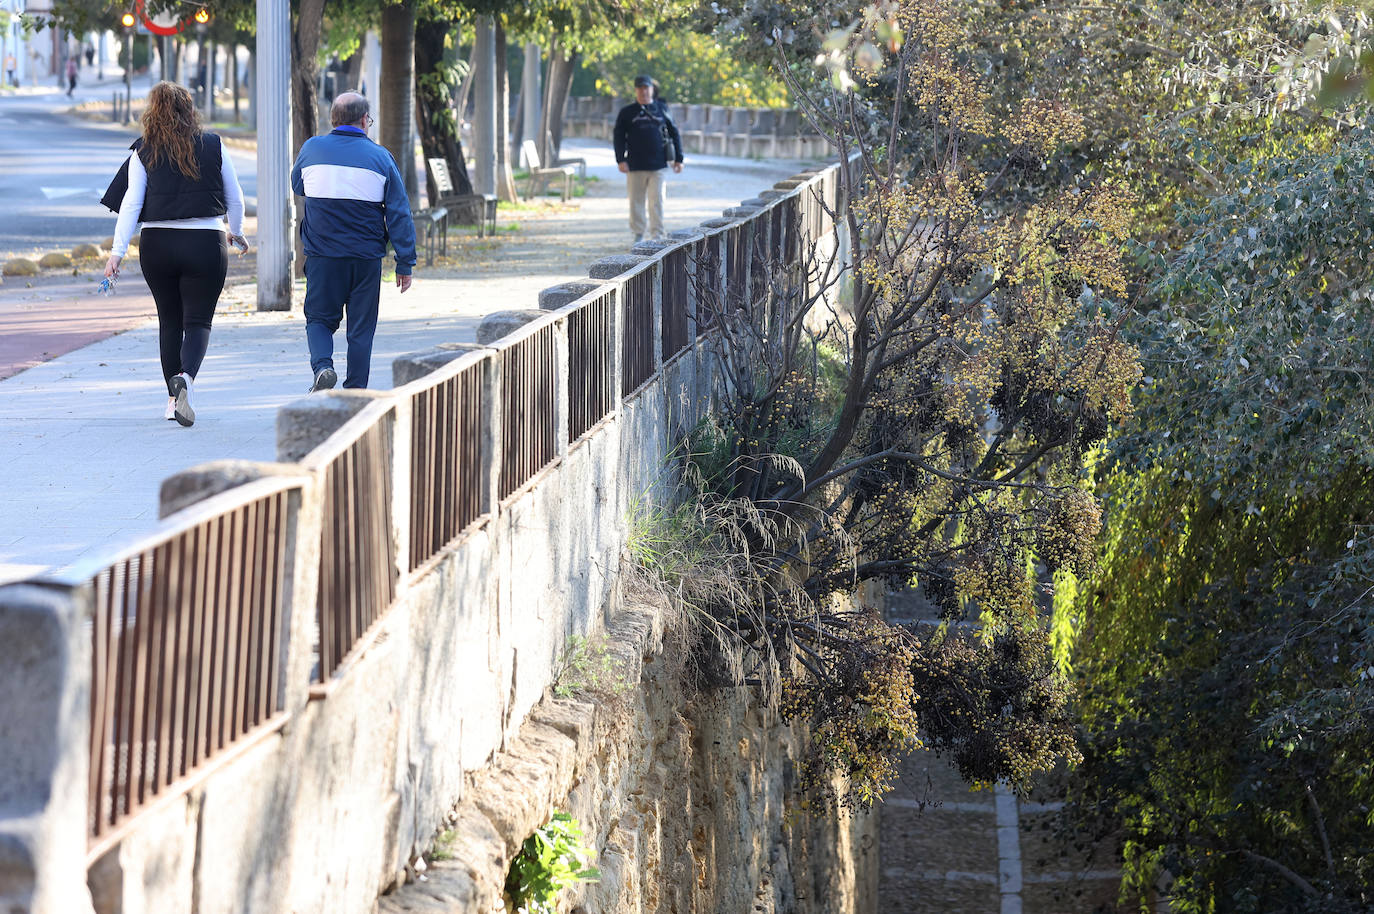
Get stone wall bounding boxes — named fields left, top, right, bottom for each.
left=379, top=596, right=877, bottom=914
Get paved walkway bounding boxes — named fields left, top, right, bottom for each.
left=0, top=137, right=819, bottom=582
left=878, top=592, right=1124, bottom=913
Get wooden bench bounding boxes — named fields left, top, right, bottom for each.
left=420, top=206, right=448, bottom=266
left=519, top=139, right=576, bottom=202
left=426, top=157, right=497, bottom=237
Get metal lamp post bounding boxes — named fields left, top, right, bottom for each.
left=255, top=0, right=292, bottom=310
left=121, top=13, right=134, bottom=125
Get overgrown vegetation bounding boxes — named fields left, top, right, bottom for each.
left=661, top=3, right=1374, bottom=908
left=503, top=812, right=600, bottom=914
left=630, top=0, right=1140, bottom=809
left=1062, top=132, right=1374, bottom=914
left=553, top=635, right=630, bottom=699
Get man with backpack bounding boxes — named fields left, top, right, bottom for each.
left=613, top=75, right=683, bottom=243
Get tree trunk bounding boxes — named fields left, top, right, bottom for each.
left=539, top=40, right=577, bottom=165
left=246, top=47, right=255, bottom=128
left=514, top=42, right=540, bottom=160
left=415, top=15, right=474, bottom=213
left=380, top=0, right=418, bottom=208
left=453, top=48, right=474, bottom=124
left=472, top=16, right=496, bottom=197
left=291, top=0, right=326, bottom=277
left=493, top=22, right=517, bottom=203
left=342, top=47, right=362, bottom=93
left=231, top=41, right=239, bottom=122
left=207, top=39, right=216, bottom=121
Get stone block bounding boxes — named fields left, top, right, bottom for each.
left=37, top=252, right=72, bottom=269
left=756, top=189, right=788, bottom=201
left=698, top=217, right=735, bottom=230
left=722, top=206, right=761, bottom=219
left=475, top=309, right=545, bottom=345
left=377, top=862, right=480, bottom=913
left=71, top=243, right=103, bottom=260
left=392, top=343, right=484, bottom=386
left=629, top=239, right=676, bottom=257
left=773, top=178, right=807, bottom=190
left=0, top=584, right=94, bottom=914
left=158, top=459, right=305, bottom=519
left=529, top=697, right=598, bottom=761
left=537, top=281, right=603, bottom=312
left=587, top=254, right=649, bottom=280
left=276, top=389, right=390, bottom=462
left=666, top=229, right=703, bottom=241
left=2, top=259, right=38, bottom=277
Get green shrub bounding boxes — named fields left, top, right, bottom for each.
left=504, top=812, right=599, bottom=914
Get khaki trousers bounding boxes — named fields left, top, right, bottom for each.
left=626, top=168, right=666, bottom=239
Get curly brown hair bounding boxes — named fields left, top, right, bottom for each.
left=139, top=82, right=202, bottom=180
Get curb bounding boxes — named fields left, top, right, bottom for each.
left=2, top=240, right=120, bottom=281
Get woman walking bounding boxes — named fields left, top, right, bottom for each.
left=104, top=82, right=246, bottom=427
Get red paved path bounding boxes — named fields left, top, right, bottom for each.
left=0, top=272, right=156, bottom=380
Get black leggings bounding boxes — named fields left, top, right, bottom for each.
left=138, top=228, right=228, bottom=385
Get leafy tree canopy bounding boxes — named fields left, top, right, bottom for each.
left=1067, top=133, right=1374, bottom=914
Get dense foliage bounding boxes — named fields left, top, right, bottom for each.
left=637, top=0, right=1140, bottom=807
left=584, top=30, right=788, bottom=106
left=1067, top=137, right=1374, bottom=912
left=680, top=1, right=1374, bottom=908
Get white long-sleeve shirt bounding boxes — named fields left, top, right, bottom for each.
left=112, top=140, right=245, bottom=257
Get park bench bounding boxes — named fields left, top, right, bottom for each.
left=520, top=139, right=576, bottom=202
left=420, top=206, right=447, bottom=266
left=541, top=130, right=587, bottom=179
left=425, top=157, right=497, bottom=237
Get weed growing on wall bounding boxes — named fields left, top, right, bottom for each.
left=503, top=812, right=600, bottom=914
left=553, top=635, right=631, bottom=699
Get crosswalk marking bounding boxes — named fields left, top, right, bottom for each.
left=40, top=186, right=99, bottom=200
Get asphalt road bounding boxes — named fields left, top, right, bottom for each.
left=0, top=77, right=257, bottom=257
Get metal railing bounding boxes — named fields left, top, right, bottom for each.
left=499, top=321, right=559, bottom=498
left=692, top=233, right=724, bottom=337
left=407, top=355, right=487, bottom=571
left=311, top=404, right=398, bottom=681
left=621, top=268, right=656, bottom=396
left=661, top=247, right=691, bottom=360
left=567, top=291, right=617, bottom=443
left=81, top=477, right=298, bottom=856
left=726, top=223, right=750, bottom=311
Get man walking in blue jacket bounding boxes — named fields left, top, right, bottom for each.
left=291, top=92, right=417, bottom=391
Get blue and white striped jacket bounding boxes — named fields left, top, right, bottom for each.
left=290, top=127, right=417, bottom=274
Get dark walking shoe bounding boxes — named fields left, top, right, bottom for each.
left=310, top=367, right=337, bottom=393
left=168, top=374, right=194, bottom=427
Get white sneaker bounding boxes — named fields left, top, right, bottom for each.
left=168, top=373, right=195, bottom=427
left=164, top=396, right=175, bottom=421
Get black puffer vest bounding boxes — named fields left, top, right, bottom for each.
left=139, top=133, right=226, bottom=222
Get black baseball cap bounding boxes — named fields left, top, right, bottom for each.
left=633, top=74, right=654, bottom=88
